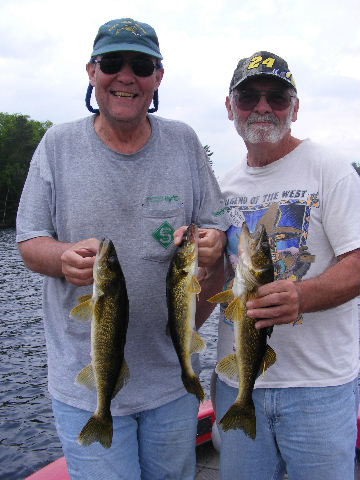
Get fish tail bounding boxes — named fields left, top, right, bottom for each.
left=219, top=402, right=256, bottom=440
left=182, top=372, right=206, bottom=402
left=78, top=413, right=113, bottom=449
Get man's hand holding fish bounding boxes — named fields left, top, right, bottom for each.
left=246, top=278, right=301, bottom=329
left=60, top=238, right=100, bottom=286
left=174, top=226, right=227, bottom=267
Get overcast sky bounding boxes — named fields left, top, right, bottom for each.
left=1, top=0, right=359, bottom=177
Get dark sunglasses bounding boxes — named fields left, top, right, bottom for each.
left=234, top=89, right=295, bottom=111
left=92, top=55, right=159, bottom=77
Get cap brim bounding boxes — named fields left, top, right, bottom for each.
left=232, top=72, right=296, bottom=92
left=91, top=42, right=163, bottom=59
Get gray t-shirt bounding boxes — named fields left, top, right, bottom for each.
left=16, top=114, right=229, bottom=415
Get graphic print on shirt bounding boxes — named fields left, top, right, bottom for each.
left=223, top=194, right=319, bottom=325
left=152, top=221, right=175, bottom=248
left=143, top=194, right=182, bottom=249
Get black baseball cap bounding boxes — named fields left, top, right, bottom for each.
left=229, top=51, right=296, bottom=93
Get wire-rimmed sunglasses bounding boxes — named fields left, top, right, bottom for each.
left=233, top=88, right=295, bottom=111
left=92, top=55, right=160, bottom=77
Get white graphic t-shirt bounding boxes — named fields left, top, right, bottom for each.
left=218, top=140, right=360, bottom=388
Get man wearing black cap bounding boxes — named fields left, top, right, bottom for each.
left=16, top=18, right=228, bottom=479
left=200, top=51, right=360, bottom=479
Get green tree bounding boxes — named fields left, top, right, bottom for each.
left=0, top=112, right=53, bottom=227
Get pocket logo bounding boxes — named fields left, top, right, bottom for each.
left=152, top=221, right=175, bottom=249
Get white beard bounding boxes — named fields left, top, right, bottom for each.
left=234, top=105, right=295, bottom=144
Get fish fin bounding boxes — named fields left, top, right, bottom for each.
left=111, top=361, right=130, bottom=399
left=76, top=364, right=96, bottom=390
left=188, top=276, right=201, bottom=294
left=181, top=372, right=206, bottom=402
left=70, top=300, right=92, bottom=321
left=219, top=402, right=256, bottom=439
left=190, top=331, right=206, bottom=354
left=207, top=289, right=234, bottom=304
left=77, top=294, right=92, bottom=303
left=259, top=345, right=277, bottom=376
left=215, top=354, right=238, bottom=382
left=266, top=326, right=274, bottom=339
left=97, top=287, right=105, bottom=297
left=225, top=297, right=245, bottom=322
left=78, top=413, right=113, bottom=449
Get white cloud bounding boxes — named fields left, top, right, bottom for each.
left=1, top=0, right=359, bottom=177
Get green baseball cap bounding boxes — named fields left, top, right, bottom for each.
left=91, top=18, right=163, bottom=59
left=229, top=51, right=296, bottom=93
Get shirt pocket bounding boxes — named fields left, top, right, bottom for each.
left=141, top=205, right=186, bottom=262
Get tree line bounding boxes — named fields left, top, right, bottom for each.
left=0, top=112, right=53, bottom=228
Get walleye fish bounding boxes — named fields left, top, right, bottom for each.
left=208, top=221, right=276, bottom=439
left=70, top=238, right=129, bottom=448
left=166, top=223, right=206, bottom=402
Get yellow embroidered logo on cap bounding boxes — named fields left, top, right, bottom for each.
left=109, top=20, right=147, bottom=36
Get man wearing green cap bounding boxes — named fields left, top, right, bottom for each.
left=197, top=51, right=360, bottom=479
left=16, top=18, right=228, bottom=479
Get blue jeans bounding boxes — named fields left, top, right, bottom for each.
left=52, top=394, right=199, bottom=480
left=216, top=377, right=359, bottom=480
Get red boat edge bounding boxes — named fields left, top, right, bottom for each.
left=25, top=457, right=70, bottom=480
left=196, top=399, right=216, bottom=446
left=24, top=400, right=216, bottom=480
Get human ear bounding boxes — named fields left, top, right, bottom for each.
left=225, top=96, right=234, bottom=121
left=86, top=63, right=96, bottom=87
left=154, top=68, right=164, bottom=90
left=292, top=97, right=299, bottom=122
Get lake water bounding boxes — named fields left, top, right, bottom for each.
left=0, top=229, right=219, bottom=480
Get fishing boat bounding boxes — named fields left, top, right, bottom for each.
left=24, top=400, right=216, bottom=480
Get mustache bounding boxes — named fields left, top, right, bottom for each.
left=247, top=113, right=279, bottom=125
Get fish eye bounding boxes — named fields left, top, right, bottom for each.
left=107, top=254, right=118, bottom=268
left=261, top=241, right=270, bottom=252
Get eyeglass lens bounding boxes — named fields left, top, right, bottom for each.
left=235, top=89, right=293, bottom=111
left=98, top=56, right=156, bottom=77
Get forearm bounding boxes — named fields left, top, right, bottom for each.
left=195, top=256, right=225, bottom=330
left=18, top=237, right=73, bottom=277
left=296, top=249, right=360, bottom=313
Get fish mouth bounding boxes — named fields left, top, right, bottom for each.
left=184, top=223, right=198, bottom=244
left=96, top=238, right=119, bottom=278
left=98, top=238, right=112, bottom=260
left=111, top=91, right=137, bottom=98
left=239, top=222, right=251, bottom=261
left=99, top=237, right=107, bottom=251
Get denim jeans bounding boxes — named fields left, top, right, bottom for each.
left=52, top=393, right=199, bottom=480
left=216, top=377, right=359, bottom=480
